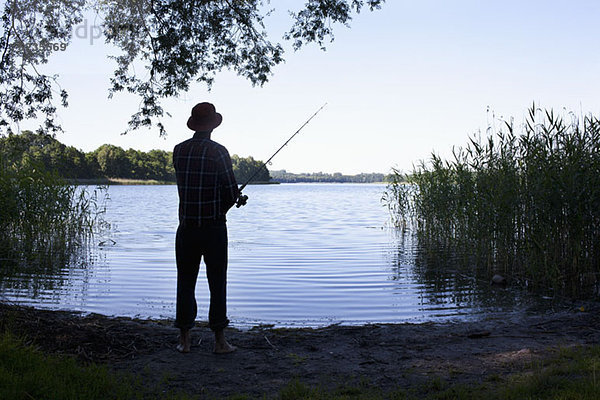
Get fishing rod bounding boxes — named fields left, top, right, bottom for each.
left=236, top=103, right=327, bottom=205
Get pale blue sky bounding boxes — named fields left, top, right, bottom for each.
left=23, top=1, right=600, bottom=174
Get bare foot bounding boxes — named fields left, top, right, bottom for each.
left=214, top=340, right=237, bottom=354
left=214, top=329, right=236, bottom=354
left=176, top=330, right=191, bottom=353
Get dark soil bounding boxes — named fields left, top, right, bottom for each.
left=2, top=302, right=600, bottom=398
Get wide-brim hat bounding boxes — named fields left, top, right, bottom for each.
left=187, top=102, right=222, bottom=131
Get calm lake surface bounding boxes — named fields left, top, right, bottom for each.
left=1, top=184, right=560, bottom=327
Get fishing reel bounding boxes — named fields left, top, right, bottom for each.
left=236, top=194, right=248, bottom=208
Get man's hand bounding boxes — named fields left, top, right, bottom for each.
left=236, top=194, right=248, bottom=208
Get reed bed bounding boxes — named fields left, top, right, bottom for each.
left=0, top=154, right=107, bottom=277
left=385, top=106, right=600, bottom=297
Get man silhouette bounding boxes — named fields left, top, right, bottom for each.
left=173, top=102, right=246, bottom=353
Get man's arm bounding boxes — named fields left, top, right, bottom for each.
left=172, top=144, right=183, bottom=186
left=217, top=147, right=240, bottom=212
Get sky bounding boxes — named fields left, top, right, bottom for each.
left=18, top=0, right=600, bottom=175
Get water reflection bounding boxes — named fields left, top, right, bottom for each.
left=0, top=184, right=567, bottom=326
left=0, top=244, right=103, bottom=304
left=389, top=231, right=569, bottom=319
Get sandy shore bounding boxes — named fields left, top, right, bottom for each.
left=2, top=302, right=599, bottom=398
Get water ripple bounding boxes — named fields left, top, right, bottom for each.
left=0, top=184, right=549, bottom=327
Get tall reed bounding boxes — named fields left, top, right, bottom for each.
left=385, top=106, right=600, bottom=297
left=0, top=153, right=107, bottom=280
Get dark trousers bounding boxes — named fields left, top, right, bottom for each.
left=175, top=223, right=230, bottom=332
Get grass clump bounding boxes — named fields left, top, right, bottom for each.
left=275, top=346, right=600, bottom=400
left=0, top=332, right=191, bottom=400
left=432, top=346, right=600, bottom=400
left=385, top=105, right=600, bottom=297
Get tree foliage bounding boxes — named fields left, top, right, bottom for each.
left=0, top=0, right=84, bottom=134
left=0, top=131, right=388, bottom=184
left=0, top=0, right=384, bottom=135
left=0, top=130, right=95, bottom=178
left=232, top=154, right=270, bottom=184
left=0, top=130, right=272, bottom=183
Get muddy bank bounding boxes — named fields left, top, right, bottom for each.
left=1, top=302, right=599, bottom=398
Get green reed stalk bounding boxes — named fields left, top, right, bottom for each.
left=385, top=105, right=600, bottom=297
left=0, top=153, right=106, bottom=276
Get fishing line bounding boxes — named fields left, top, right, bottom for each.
left=238, top=103, right=327, bottom=194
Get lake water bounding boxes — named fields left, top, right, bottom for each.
left=1, top=184, right=558, bottom=327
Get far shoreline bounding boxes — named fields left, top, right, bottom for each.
left=69, top=178, right=279, bottom=186
left=69, top=178, right=390, bottom=186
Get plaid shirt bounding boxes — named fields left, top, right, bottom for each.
left=173, top=132, right=239, bottom=226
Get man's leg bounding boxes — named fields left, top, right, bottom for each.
left=175, top=225, right=202, bottom=352
left=203, top=224, right=236, bottom=353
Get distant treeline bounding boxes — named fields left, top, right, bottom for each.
left=0, top=132, right=388, bottom=184
left=0, top=131, right=270, bottom=184
left=270, top=170, right=388, bottom=183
